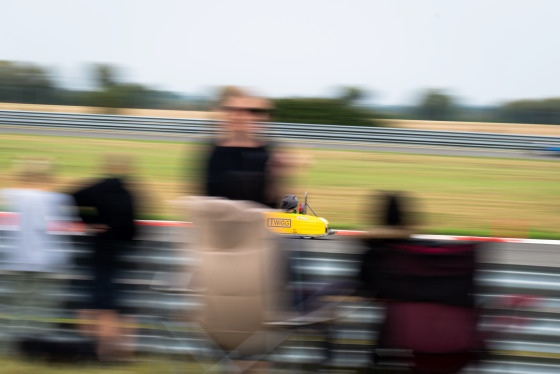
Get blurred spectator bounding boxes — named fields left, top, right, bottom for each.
left=358, top=192, right=485, bottom=373
left=0, top=158, right=75, bottom=349
left=204, top=87, right=280, bottom=207
left=71, top=153, right=137, bottom=361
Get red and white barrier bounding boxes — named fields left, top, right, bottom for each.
left=1, top=213, right=558, bottom=245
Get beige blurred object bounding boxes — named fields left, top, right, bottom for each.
left=0, top=103, right=106, bottom=114
left=170, top=197, right=337, bottom=373
left=270, top=150, right=313, bottom=172
left=491, top=219, right=529, bottom=239
left=102, top=152, right=135, bottom=175
left=385, top=119, right=560, bottom=136
left=182, top=197, right=291, bottom=357
left=12, top=156, right=55, bottom=188
left=215, top=86, right=248, bottom=107
left=0, top=103, right=217, bottom=119
left=214, top=93, right=273, bottom=146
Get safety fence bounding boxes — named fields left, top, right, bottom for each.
left=0, top=219, right=559, bottom=373
left=1, top=109, right=560, bottom=151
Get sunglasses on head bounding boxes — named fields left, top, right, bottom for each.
left=222, top=106, right=271, bottom=115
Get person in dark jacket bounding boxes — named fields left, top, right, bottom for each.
left=71, top=154, right=137, bottom=361
left=204, top=88, right=279, bottom=207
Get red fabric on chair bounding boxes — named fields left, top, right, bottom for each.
left=383, top=302, right=480, bottom=353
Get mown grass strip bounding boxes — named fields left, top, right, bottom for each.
left=1, top=133, right=558, bottom=236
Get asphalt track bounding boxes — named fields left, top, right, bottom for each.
left=304, top=235, right=560, bottom=268
left=140, top=224, right=560, bottom=269
left=1, top=125, right=558, bottom=160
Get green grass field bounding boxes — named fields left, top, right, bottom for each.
left=1, top=133, right=559, bottom=237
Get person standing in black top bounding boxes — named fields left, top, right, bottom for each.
left=205, top=89, right=279, bottom=207
left=71, top=154, right=137, bottom=361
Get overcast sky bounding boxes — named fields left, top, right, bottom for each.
left=2, top=0, right=559, bottom=106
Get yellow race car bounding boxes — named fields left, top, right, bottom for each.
left=263, top=193, right=334, bottom=238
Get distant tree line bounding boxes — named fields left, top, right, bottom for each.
left=1, top=60, right=560, bottom=125
left=401, top=89, right=560, bottom=125
left=0, top=61, right=379, bottom=124
left=0, top=61, right=206, bottom=112
left=273, top=87, right=377, bottom=126
left=500, top=98, right=560, bottom=125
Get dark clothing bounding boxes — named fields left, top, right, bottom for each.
left=72, top=178, right=136, bottom=242
left=358, top=238, right=483, bottom=373
left=205, top=144, right=275, bottom=207
left=358, top=238, right=477, bottom=307
left=72, top=177, right=136, bottom=310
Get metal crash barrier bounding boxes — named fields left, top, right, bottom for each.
left=1, top=109, right=560, bottom=150
left=0, top=222, right=559, bottom=373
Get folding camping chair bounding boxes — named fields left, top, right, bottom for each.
left=159, top=197, right=335, bottom=373
left=361, top=239, right=485, bottom=374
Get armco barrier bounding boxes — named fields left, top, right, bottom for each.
left=1, top=218, right=560, bottom=372
left=1, top=109, right=560, bottom=150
